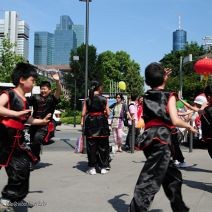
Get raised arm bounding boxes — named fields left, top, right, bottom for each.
left=168, top=95, right=197, bottom=133
left=52, top=72, right=62, bottom=99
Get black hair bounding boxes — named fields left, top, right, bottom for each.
left=145, top=62, right=165, bottom=88
left=204, top=85, right=212, bottom=97
left=40, top=81, right=51, bottom=89
left=88, top=81, right=102, bottom=99
left=131, top=94, right=137, bottom=101
left=115, top=93, right=124, bottom=100
left=11, top=62, right=38, bottom=86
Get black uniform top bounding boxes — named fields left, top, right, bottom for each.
left=143, top=89, right=174, bottom=126
left=84, top=95, right=110, bottom=138
left=0, top=89, right=33, bottom=167
left=0, top=89, right=30, bottom=125
left=138, top=89, right=176, bottom=150
left=201, top=104, right=212, bottom=142
left=86, top=95, right=107, bottom=113
left=27, top=94, right=59, bottom=119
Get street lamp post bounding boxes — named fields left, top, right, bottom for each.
left=179, top=54, right=193, bottom=152
left=79, top=0, right=91, bottom=154
left=179, top=54, right=192, bottom=98
left=73, top=56, right=79, bottom=128
left=79, top=0, right=91, bottom=98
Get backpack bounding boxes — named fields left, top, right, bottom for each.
left=123, top=105, right=129, bottom=127
left=124, top=103, right=134, bottom=126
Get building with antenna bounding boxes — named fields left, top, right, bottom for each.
left=173, top=16, right=187, bottom=52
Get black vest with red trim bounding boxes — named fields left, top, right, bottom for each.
left=143, top=89, right=175, bottom=129
left=0, top=89, right=34, bottom=167
left=84, top=95, right=110, bottom=137
left=0, top=89, right=30, bottom=128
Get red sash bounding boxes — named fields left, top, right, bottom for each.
left=1, top=119, right=24, bottom=130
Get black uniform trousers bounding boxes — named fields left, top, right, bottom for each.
left=1, top=149, right=30, bottom=202
left=125, top=125, right=141, bottom=148
left=129, top=142, right=189, bottom=212
left=86, top=137, right=110, bottom=169
left=30, top=126, right=48, bottom=162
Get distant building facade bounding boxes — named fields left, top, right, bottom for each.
left=34, top=32, right=54, bottom=65
left=0, top=11, right=29, bottom=60
left=34, top=15, right=84, bottom=66
left=173, top=16, right=187, bottom=52
left=72, top=24, right=84, bottom=48
left=54, top=15, right=76, bottom=65
left=202, top=36, right=212, bottom=52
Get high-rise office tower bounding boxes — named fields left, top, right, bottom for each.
left=72, top=24, right=84, bottom=48
left=34, top=15, right=84, bottom=65
left=34, top=32, right=54, bottom=65
left=0, top=11, right=29, bottom=60
left=173, top=16, right=187, bottom=51
left=54, top=15, right=76, bottom=65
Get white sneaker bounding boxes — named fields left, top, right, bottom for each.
left=174, top=160, right=180, bottom=165
left=0, top=198, right=11, bottom=206
left=87, top=167, right=96, bottom=175
left=101, top=168, right=108, bottom=174
left=0, top=198, right=14, bottom=212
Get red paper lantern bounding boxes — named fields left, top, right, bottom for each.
left=194, top=57, right=212, bottom=75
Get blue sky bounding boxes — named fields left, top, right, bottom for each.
left=1, top=0, right=212, bottom=75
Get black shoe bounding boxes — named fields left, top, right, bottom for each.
left=124, top=145, right=130, bottom=151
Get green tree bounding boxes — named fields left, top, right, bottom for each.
left=97, top=50, right=144, bottom=95
left=0, top=37, right=25, bottom=82
left=64, top=44, right=98, bottom=109
left=160, top=42, right=206, bottom=101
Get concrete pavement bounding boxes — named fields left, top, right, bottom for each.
left=0, top=124, right=212, bottom=212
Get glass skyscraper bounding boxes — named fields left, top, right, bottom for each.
left=72, top=25, right=84, bottom=48
left=54, top=15, right=76, bottom=65
left=34, top=15, right=84, bottom=65
left=34, top=32, right=54, bottom=65
left=173, top=29, right=187, bottom=52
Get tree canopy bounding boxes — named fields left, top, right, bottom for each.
left=0, top=37, right=25, bottom=82
left=64, top=45, right=144, bottom=109
left=160, top=42, right=209, bottom=101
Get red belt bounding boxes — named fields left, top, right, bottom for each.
left=1, top=119, right=25, bottom=130
left=145, top=119, right=174, bottom=130
left=88, top=112, right=104, bottom=116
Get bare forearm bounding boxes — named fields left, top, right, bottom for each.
left=27, top=117, right=48, bottom=125
left=0, top=106, right=18, bottom=117
left=55, top=81, right=62, bottom=99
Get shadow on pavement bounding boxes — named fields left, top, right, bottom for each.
left=180, top=165, right=212, bottom=173
left=184, top=179, right=212, bottom=193
left=60, top=139, right=75, bottom=149
left=108, top=194, right=129, bottom=212
left=73, top=161, right=88, bottom=173
left=33, top=162, right=53, bottom=170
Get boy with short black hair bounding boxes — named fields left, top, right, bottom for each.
left=0, top=62, right=50, bottom=211
left=27, top=72, right=62, bottom=166
left=129, top=62, right=197, bottom=212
